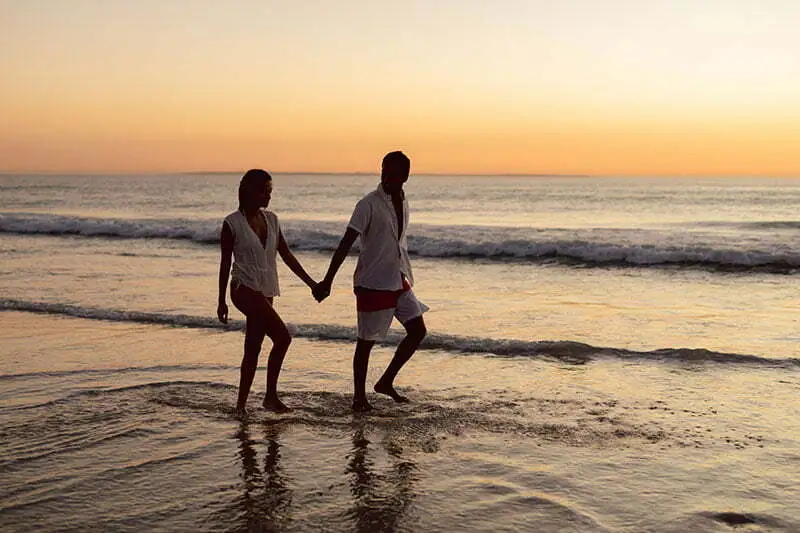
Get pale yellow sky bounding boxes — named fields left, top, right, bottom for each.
left=1, top=0, right=799, bottom=175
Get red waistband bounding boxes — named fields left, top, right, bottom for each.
left=355, top=277, right=410, bottom=312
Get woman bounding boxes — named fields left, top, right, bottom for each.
left=217, top=169, right=317, bottom=416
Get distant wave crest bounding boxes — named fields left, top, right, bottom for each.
left=744, top=221, right=800, bottom=230
left=3, top=299, right=796, bottom=368
left=2, top=213, right=797, bottom=272
left=0, top=213, right=220, bottom=243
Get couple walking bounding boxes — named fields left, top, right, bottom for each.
left=216, top=151, right=428, bottom=416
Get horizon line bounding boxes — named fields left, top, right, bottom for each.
left=1, top=170, right=798, bottom=179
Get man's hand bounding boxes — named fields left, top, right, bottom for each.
left=217, top=301, right=229, bottom=324
left=312, top=280, right=331, bottom=302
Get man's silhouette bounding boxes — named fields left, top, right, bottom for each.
left=314, top=151, right=428, bottom=412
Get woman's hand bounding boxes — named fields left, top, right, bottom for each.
left=313, top=280, right=331, bottom=302
left=217, top=301, right=229, bottom=324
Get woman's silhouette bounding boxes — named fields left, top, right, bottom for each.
left=217, top=169, right=318, bottom=415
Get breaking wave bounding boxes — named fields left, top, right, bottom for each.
left=2, top=213, right=797, bottom=272
left=2, top=299, right=797, bottom=368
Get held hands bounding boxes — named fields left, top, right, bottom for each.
left=312, top=280, right=331, bottom=303
left=217, top=301, right=229, bottom=324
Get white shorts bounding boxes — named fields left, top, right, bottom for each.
left=357, top=289, right=429, bottom=341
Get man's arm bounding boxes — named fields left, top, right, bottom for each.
left=217, top=221, right=234, bottom=323
left=313, top=227, right=359, bottom=301
left=277, top=229, right=316, bottom=289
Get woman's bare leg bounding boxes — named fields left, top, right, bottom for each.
left=232, top=286, right=292, bottom=413
left=260, top=300, right=292, bottom=412
left=237, top=317, right=266, bottom=411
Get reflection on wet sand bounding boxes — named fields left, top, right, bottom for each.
left=345, top=424, right=418, bottom=533
left=234, top=422, right=293, bottom=532
left=229, top=419, right=418, bottom=533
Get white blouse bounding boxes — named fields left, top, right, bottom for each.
left=224, top=209, right=281, bottom=297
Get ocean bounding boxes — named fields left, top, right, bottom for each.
left=1, top=173, right=798, bottom=532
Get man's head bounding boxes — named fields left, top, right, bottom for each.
left=238, top=169, right=272, bottom=210
left=380, top=151, right=410, bottom=195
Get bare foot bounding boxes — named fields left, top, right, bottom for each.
left=374, top=381, right=410, bottom=403
left=352, top=398, right=373, bottom=413
left=263, top=396, right=291, bottom=413
left=234, top=406, right=249, bottom=420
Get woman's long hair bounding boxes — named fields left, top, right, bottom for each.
left=238, top=169, right=271, bottom=210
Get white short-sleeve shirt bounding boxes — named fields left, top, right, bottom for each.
left=347, top=185, right=414, bottom=291
left=224, top=209, right=281, bottom=297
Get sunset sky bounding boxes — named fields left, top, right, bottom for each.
left=1, top=0, right=799, bottom=175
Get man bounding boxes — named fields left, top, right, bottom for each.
left=313, top=151, right=428, bottom=412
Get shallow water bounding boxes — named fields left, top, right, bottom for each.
left=2, top=313, right=800, bottom=532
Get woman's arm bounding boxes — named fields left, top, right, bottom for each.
left=277, top=229, right=316, bottom=289
left=217, top=221, right=234, bottom=323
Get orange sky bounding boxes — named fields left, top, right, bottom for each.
left=1, top=1, right=799, bottom=175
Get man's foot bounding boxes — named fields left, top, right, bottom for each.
left=352, top=398, right=373, bottom=413
left=374, top=380, right=410, bottom=403
left=234, top=406, right=249, bottom=420
left=263, top=396, right=291, bottom=413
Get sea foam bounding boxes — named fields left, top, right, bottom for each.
left=2, top=213, right=798, bottom=271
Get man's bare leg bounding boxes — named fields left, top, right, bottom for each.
left=353, top=338, right=375, bottom=412
left=374, top=316, right=426, bottom=403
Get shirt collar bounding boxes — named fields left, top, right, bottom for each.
left=375, top=183, right=405, bottom=201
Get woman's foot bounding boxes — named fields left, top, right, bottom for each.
left=374, top=380, right=410, bottom=403
left=352, top=398, right=373, bottom=413
left=263, top=396, right=291, bottom=413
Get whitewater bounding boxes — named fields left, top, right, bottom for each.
left=2, top=212, right=799, bottom=271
